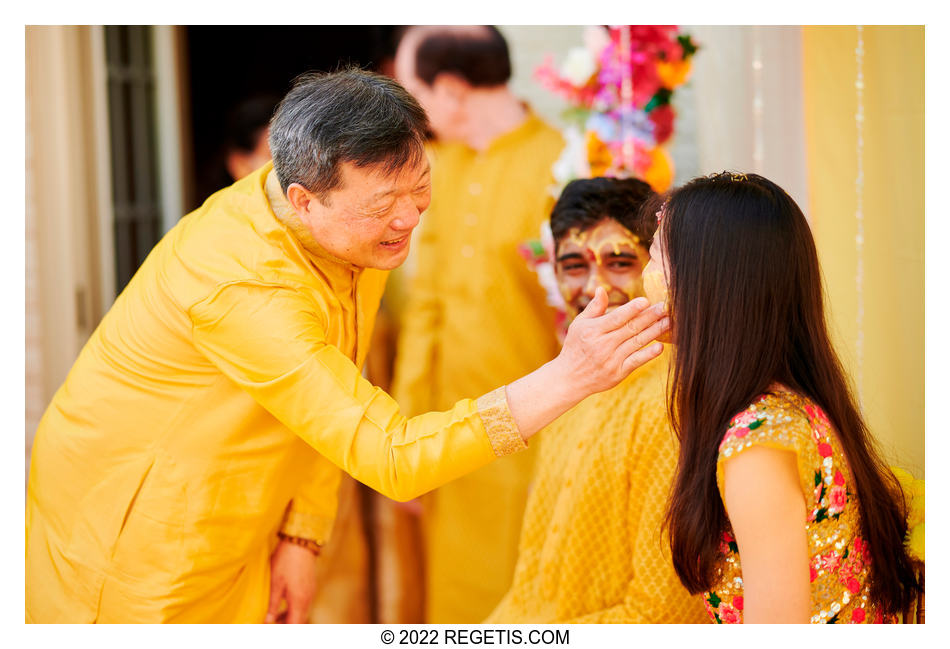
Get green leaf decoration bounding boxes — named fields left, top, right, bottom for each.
left=819, top=484, right=827, bottom=502
left=828, top=613, right=840, bottom=624
left=644, top=88, right=673, bottom=113
left=729, top=541, right=739, bottom=554
left=748, top=419, right=763, bottom=430
left=843, top=548, right=850, bottom=559
left=707, top=591, right=722, bottom=608
left=814, top=508, right=829, bottom=523
left=678, top=34, right=699, bottom=58
left=528, top=240, right=545, bottom=256
left=815, top=471, right=822, bottom=487
left=714, top=613, right=722, bottom=624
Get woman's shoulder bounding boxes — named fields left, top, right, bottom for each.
left=718, top=388, right=825, bottom=460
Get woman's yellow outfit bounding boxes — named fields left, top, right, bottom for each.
left=25, top=164, right=523, bottom=623
left=487, top=353, right=707, bottom=623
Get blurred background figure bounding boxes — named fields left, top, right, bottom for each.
left=391, top=25, right=564, bottom=623
left=221, top=94, right=280, bottom=183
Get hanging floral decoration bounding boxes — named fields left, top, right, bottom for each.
left=537, top=25, right=698, bottom=194
left=519, top=26, right=698, bottom=342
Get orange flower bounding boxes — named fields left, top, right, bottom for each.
left=586, top=131, right=613, bottom=177
left=656, top=59, right=692, bottom=88
left=643, top=146, right=674, bottom=193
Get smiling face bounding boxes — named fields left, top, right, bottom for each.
left=554, top=218, right=651, bottom=321
left=287, top=158, right=431, bottom=271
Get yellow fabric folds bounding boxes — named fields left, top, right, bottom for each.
left=392, top=112, right=564, bottom=622
left=488, top=353, right=707, bottom=623
left=26, top=163, right=512, bottom=623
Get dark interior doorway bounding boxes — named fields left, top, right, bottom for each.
left=184, top=26, right=401, bottom=209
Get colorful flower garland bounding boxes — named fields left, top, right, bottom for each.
left=536, top=25, right=698, bottom=193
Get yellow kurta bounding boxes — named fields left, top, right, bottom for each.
left=391, top=112, right=564, bottom=622
left=25, top=163, right=524, bottom=623
left=487, top=353, right=708, bottom=623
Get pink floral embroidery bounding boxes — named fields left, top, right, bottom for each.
left=847, top=577, right=861, bottom=594
left=733, top=427, right=749, bottom=439
left=851, top=608, right=866, bottom=623
left=732, top=596, right=744, bottom=611
left=809, top=565, right=818, bottom=582
left=828, top=486, right=847, bottom=513
left=819, top=550, right=841, bottom=572
left=818, top=443, right=833, bottom=458
left=719, top=603, right=740, bottom=624
left=732, top=410, right=759, bottom=427
left=833, top=470, right=845, bottom=486
left=805, top=403, right=832, bottom=430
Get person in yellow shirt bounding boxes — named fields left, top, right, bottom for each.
left=392, top=25, right=565, bottom=623
left=488, top=177, right=707, bottom=623
left=25, top=69, right=669, bottom=623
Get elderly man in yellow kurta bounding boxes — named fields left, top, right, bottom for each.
left=25, top=69, right=670, bottom=623
left=392, top=25, right=565, bottom=623
left=487, top=177, right=707, bottom=623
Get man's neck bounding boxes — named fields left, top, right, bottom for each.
left=458, top=88, right=528, bottom=151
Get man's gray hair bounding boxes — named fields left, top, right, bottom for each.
left=269, top=67, right=429, bottom=200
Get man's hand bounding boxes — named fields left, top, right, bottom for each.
left=505, top=288, right=668, bottom=440
left=266, top=538, right=319, bottom=623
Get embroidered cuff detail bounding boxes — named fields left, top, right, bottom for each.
left=476, top=386, right=527, bottom=457
left=277, top=532, right=322, bottom=556
left=279, top=509, right=335, bottom=546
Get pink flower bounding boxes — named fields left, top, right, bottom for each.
left=851, top=608, right=866, bottom=623
left=732, top=409, right=758, bottom=427
left=809, top=565, right=818, bottom=582
left=719, top=603, right=740, bottom=624
left=820, top=551, right=841, bottom=572
left=805, top=403, right=832, bottom=428
left=818, top=443, right=833, bottom=458
left=733, top=427, right=749, bottom=439
left=829, top=486, right=847, bottom=513
left=833, top=470, right=845, bottom=486
left=732, top=596, right=744, bottom=611
left=847, top=577, right=861, bottom=594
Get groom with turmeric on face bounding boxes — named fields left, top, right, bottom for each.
left=488, top=177, right=707, bottom=623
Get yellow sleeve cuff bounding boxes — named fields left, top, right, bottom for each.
left=279, top=508, right=336, bottom=546
left=476, top=386, right=527, bottom=457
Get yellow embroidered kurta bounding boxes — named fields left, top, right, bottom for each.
left=25, top=163, right=524, bottom=623
left=487, top=353, right=708, bottom=623
left=391, top=112, right=563, bottom=623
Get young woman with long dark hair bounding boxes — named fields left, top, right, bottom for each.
left=642, top=172, right=920, bottom=623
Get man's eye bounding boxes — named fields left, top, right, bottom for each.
left=608, top=260, right=635, bottom=270
left=561, top=263, right=587, bottom=274
left=366, top=204, right=394, bottom=217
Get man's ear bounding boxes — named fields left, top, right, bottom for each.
left=285, top=183, right=314, bottom=215
left=431, top=72, right=470, bottom=105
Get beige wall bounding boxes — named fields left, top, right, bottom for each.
left=25, top=26, right=112, bottom=466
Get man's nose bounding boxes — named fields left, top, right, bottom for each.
left=584, top=267, right=608, bottom=296
left=390, top=198, right=421, bottom=231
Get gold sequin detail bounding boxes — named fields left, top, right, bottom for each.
left=704, top=390, right=892, bottom=624
left=476, top=387, right=528, bottom=457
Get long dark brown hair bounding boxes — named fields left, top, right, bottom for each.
left=660, top=172, right=919, bottom=616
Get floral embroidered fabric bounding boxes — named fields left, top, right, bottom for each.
left=705, top=390, right=891, bottom=624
